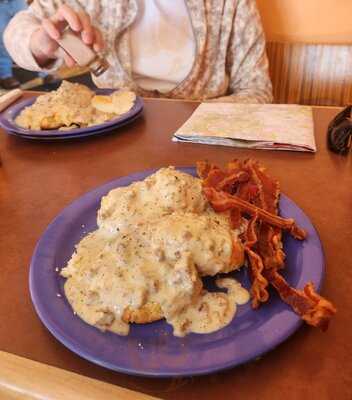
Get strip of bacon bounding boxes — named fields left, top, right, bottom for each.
left=196, top=160, right=212, bottom=180
left=202, top=167, right=227, bottom=190
left=204, top=187, right=307, bottom=240
left=242, top=161, right=336, bottom=330
left=241, top=160, right=285, bottom=271
left=247, top=162, right=286, bottom=305
left=197, top=159, right=336, bottom=330
left=256, top=224, right=286, bottom=271
left=242, top=213, right=259, bottom=248
left=216, top=171, right=249, bottom=191
left=246, top=247, right=269, bottom=308
left=226, top=159, right=242, bottom=173
left=229, top=208, right=243, bottom=230
left=244, top=160, right=268, bottom=209
left=198, top=161, right=249, bottom=193
left=231, top=239, right=246, bottom=269
left=236, top=180, right=259, bottom=202
left=241, top=214, right=270, bottom=307
left=247, top=160, right=280, bottom=214
left=265, top=269, right=337, bottom=331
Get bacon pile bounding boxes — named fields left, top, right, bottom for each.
left=197, top=159, right=336, bottom=330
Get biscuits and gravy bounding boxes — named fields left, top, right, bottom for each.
left=60, top=167, right=249, bottom=337
left=15, top=81, right=136, bottom=131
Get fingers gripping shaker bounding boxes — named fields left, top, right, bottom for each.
left=56, top=28, right=109, bottom=76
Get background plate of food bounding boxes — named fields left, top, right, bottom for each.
left=0, top=81, right=143, bottom=140
left=29, top=163, right=334, bottom=377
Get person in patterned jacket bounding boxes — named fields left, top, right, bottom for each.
left=4, top=0, right=273, bottom=102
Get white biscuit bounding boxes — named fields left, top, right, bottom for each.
left=92, top=90, right=136, bottom=115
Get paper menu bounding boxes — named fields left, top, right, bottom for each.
left=172, top=103, right=316, bottom=152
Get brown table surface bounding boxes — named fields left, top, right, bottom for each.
left=0, top=95, right=351, bottom=400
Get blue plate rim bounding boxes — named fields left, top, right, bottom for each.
left=4, top=108, right=143, bottom=141
left=0, top=88, right=143, bottom=137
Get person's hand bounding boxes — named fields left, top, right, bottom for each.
left=29, top=4, right=104, bottom=67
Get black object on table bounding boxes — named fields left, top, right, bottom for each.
left=327, top=105, right=352, bottom=154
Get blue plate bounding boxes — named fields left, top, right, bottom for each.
left=29, top=168, right=325, bottom=377
left=0, top=89, right=143, bottom=140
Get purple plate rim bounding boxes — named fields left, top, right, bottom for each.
left=0, top=88, right=143, bottom=137
left=29, top=167, right=325, bottom=377
left=3, top=109, right=143, bottom=141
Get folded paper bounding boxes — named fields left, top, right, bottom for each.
left=173, top=103, right=316, bottom=152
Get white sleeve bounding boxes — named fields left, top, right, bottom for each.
left=4, top=0, right=84, bottom=72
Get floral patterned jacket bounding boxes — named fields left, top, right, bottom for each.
left=4, top=0, right=273, bottom=102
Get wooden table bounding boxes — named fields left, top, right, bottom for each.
left=0, top=96, right=351, bottom=400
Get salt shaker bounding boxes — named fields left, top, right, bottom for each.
left=56, top=28, right=109, bottom=76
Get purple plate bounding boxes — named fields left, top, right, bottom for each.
left=29, top=168, right=325, bottom=377
left=0, top=89, right=143, bottom=140
left=3, top=109, right=143, bottom=141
